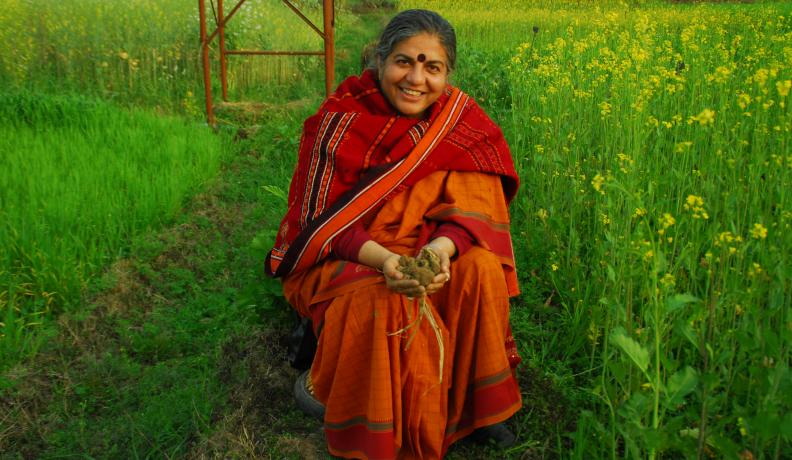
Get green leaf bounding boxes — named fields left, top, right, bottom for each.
left=676, top=321, right=700, bottom=350
left=643, top=426, right=668, bottom=451
left=781, top=412, right=792, bottom=439
left=261, top=184, right=288, bottom=204
left=665, top=366, right=698, bottom=406
left=707, top=433, right=740, bottom=458
left=750, top=411, right=781, bottom=440
left=665, top=293, right=699, bottom=315
left=606, top=264, right=616, bottom=282
left=611, top=327, right=649, bottom=373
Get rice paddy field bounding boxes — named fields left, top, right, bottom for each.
left=1, top=0, right=790, bottom=458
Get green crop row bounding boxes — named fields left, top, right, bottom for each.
left=0, top=91, right=227, bottom=366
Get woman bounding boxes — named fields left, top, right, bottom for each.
left=267, top=9, right=522, bottom=459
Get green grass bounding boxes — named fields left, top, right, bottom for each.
left=0, top=115, right=314, bottom=455
left=0, top=92, right=227, bottom=367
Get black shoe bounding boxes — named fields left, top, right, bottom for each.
left=294, top=370, right=326, bottom=420
left=470, top=422, right=516, bottom=449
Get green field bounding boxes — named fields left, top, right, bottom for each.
left=1, top=0, right=790, bottom=458
left=423, top=2, right=792, bottom=457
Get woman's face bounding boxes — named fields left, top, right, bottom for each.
left=378, top=33, right=449, bottom=119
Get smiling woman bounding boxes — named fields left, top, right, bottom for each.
left=267, top=9, right=522, bottom=459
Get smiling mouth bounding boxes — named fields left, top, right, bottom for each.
left=400, top=87, right=424, bottom=97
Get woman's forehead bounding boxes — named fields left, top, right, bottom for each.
left=390, top=33, right=447, bottom=63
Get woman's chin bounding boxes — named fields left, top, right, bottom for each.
left=395, top=103, right=427, bottom=118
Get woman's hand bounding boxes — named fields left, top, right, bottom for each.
left=422, top=245, right=451, bottom=296
left=382, top=254, right=425, bottom=297
left=422, top=236, right=455, bottom=295
left=357, top=238, right=453, bottom=298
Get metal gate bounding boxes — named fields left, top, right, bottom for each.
left=198, top=0, right=335, bottom=125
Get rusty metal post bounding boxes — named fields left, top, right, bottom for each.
left=198, top=0, right=214, bottom=125
left=219, top=0, right=229, bottom=101
left=323, top=0, right=335, bottom=96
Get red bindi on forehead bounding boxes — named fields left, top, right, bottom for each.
left=417, top=53, right=426, bottom=62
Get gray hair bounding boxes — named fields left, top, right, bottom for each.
left=366, top=9, right=457, bottom=72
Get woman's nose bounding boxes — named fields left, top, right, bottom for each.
left=405, top=65, right=425, bottom=85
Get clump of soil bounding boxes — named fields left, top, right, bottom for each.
left=391, top=248, right=445, bottom=383
left=397, top=247, right=441, bottom=286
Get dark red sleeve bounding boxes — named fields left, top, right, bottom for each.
left=432, top=222, right=474, bottom=257
left=332, top=221, right=372, bottom=263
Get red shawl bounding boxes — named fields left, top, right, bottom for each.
left=266, top=70, right=519, bottom=279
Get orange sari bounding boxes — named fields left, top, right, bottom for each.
left=283, top=171, right=522, bottom=459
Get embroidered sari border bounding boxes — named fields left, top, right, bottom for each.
left=443, top=373, right=522, bottom=437
left=426, top=206, right=511, bottom=231
left=325, top=422, right=396, bottom=460
left=325, top=415, right=394, bottom=432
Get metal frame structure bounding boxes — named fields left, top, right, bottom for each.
left=198, top=0, right=335, bottom=125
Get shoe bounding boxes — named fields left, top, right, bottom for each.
left=470, top=422, right=516, bottom=449
left=294, top=370, right=326, bottom=420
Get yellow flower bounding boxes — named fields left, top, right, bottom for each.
left=551, top=263, right=559, bottom=271
left=715, top=231, right=737, bottom=246
left=600, top=213, right=611, bottom=225
left=778, top=80, right=791, bottom=98
left=118, top=51, right=129, bottom=60
left=660, top=213, right=676, bottom=228
left=660, top=273, right=676, bottom=287
left=633, top=207, right=647, bottom=218
left=706, top=65, right=732, bottom=84
left=617, top=153, right=634, bottom=173
left=753, top=68, right=769, bottom=87
left=599, top=101, right=612, bottom=117
left=536, top=208, right=549, bottom=221
left=684, top=195, right=709, bottom=219
left=691, top=108, right=715, bottom=126
left=643, top=250, right=654, bottom=261
left=737, top=92, right=751, bottom=110
left=675, top=141, right=693, bottom=153
left=591, top=174, right=605, bottom=194
left=748, top=263, right=764, bottom=277
left=750, top=223, right=768, bottom=239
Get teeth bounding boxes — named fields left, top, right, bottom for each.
left=401, top=88, right=422, bottom=96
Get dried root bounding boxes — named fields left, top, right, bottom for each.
left=388, top=248, right=445, bottom=383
